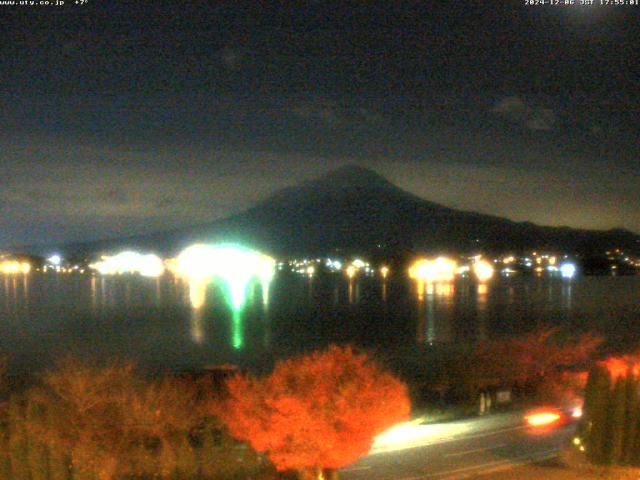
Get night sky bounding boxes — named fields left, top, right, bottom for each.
left=1, top=2, right=638, bottom=247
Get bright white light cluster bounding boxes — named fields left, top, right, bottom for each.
left=409, top=257, right=458, bottom=283
left=325, top=258, right=343, bottom=271
left=47, top=255, right=62, bottom=266
left=345, top=258, right=374, bottom=278
left=0, top=260, right=31, bottom=274
left=90, top=251, right=164, bottom=277
left=560, top=262, right=577, bottom=279
left=173, top=244, right=275, bottom=283
left=472, top=258, right=494, bottom=282
left=172, top=244, right=276, bottom=309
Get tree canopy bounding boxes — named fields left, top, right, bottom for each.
left=221, top=345, right=410, bottom=477
left=468, top=328, right=602, bottom=387
left=28, top=357, right=204, bottom=480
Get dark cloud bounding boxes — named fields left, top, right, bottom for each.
left=218, top=46, right=245, bottom=70
left=291, top=101, right=340, bottom=124
left=0, top=3, right=637, bottom=246
left=491, top=97, right=556, bottom=131
left=290, top=100, right=384, bottom=129
left=525, top=107, right=556, bottom=131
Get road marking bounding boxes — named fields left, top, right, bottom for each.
left=473, top=449, right=559, bottom=478
left=383, top=449, right=558, bottom=480
left=426, top=448, right=558, bottom=479
left=443, top=443, right=507, bottom=457
left=412, top=424, right=527, bottom=449
left=341, top=466, right=371, bottom=472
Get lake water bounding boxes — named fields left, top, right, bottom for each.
left=1, top=272, right=639, bottom=376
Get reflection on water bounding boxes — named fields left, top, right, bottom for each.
left=0, top=273, right=639, bottom=375
left=231, top=307, right=243, bottom=350
left=22, top=275, right=29, bottom=304
left=562, top=282, right=573, bottom=310
left=415, top=281, right=458, bottom=345
left=155, top=278, right=162, bottom=306
left=348, top=279, right=354, bottom=304
left=188, top=279, right=207, bottom=310
left=90, top=276, right=97, bottom=310
left=172, top=245, right=276, bottom=351
left=2, top=275, right=30, bottom=316
left=477, top=283, right=489, bottom=341
left=262, top=281, right=270, bottom=306
left=190, top=307, right=205, bottom=344
left=183, top=274, right=273, bottom=350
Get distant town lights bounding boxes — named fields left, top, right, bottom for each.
left=380, top=266, right=390, bottom=279
left=47, top=254, right=62, bottom=266
left=409, top=257, right=457, bottom=283
left=346, top=265, right=356, bottom=279
left=472, top=259, right=494, bottom=282
left=352, top=259, right=366, bottom=269
left=0, top=260, right=31, bottom=275
left=90, top=251, right=164, bottom=277
left=560, top=262, right=577, bottom=279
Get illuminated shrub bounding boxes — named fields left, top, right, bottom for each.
left=220, top=344, right=411, bottom=480
left=464, top=329, right=601, bottom=396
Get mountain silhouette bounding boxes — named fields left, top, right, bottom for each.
left=18, top=165, right=640, bottom=258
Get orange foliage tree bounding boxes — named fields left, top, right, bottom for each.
left=600, top=353, right=640, bottom=379
left=459, top=329, right=601, bottom=403
left=220, top=345, right=410, bottom=480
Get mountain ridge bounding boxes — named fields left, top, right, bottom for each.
left=5, top=165, right=639, bottom=257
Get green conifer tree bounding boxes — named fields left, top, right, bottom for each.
left=580, top=364, right=599, bottom=437
left=608, top=376, right=628, bottom=464
left=630, top=383, right=640, bottom=467
left=623, top=374, right=639, bottom=465
left=584, top=365, right=612, bottom=464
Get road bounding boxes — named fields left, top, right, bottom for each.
left=341, top=411, right=576, bottom=480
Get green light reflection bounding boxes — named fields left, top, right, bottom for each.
left=221, top=276, right=252, bottom=350
left=231, top=307, right=243, bottom=349
left=219, top=274, right=273, bottom=350
left=177, top=244, right=275, bottom=350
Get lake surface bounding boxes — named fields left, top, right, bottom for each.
left=1, top=272, right=639, bottom=376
